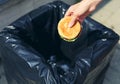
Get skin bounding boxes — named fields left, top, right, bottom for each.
left=65, top=0, right=102, bottom=28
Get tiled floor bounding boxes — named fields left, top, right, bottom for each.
left=0, top=0, right=120, bottom=84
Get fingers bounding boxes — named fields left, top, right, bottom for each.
left=68, top=16, right=78, bottom=28
left=65, top=6, right=74, bottom=17
left=65, top=11, right=73, bottom=17
left=64, top=0, right=102, bottom=28
left=68, top=11, right=89, bottom=28
left=64, top=1, right=94, bottom=28
left=65, top=5, right=89, bottom=28
left=65, top=6, right=78, bottom=28
left=65, top=10, right=72, bottom=16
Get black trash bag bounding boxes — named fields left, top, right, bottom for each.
left=0, top=1, right=119, bottom=84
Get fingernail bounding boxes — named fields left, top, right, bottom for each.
left=68, top=24, right=71, bottom=28
left=68, top=22, right=73, bottom=28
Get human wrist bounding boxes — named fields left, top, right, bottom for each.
left=81, top=0, right=102, bottom=9
left=81, top=0, right=102, bottom=4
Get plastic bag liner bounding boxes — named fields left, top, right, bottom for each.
left=0, top=1, right=119, bottom=84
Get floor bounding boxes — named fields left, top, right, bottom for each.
left=92, top=0, right=120, bottom=84
left=0, top=0, right=120, bottom=84
left=91, top=0, right=120, bottom=83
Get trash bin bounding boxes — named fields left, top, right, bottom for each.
left=0, top=1, right=119, bottom=84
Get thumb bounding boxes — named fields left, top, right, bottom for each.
left=68, top=16, right=78, bottom=28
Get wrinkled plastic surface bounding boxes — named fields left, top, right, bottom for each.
left=0, top=1, right=119, bottom=84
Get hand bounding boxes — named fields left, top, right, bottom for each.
left=65, top=0, right=102, bottom=28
